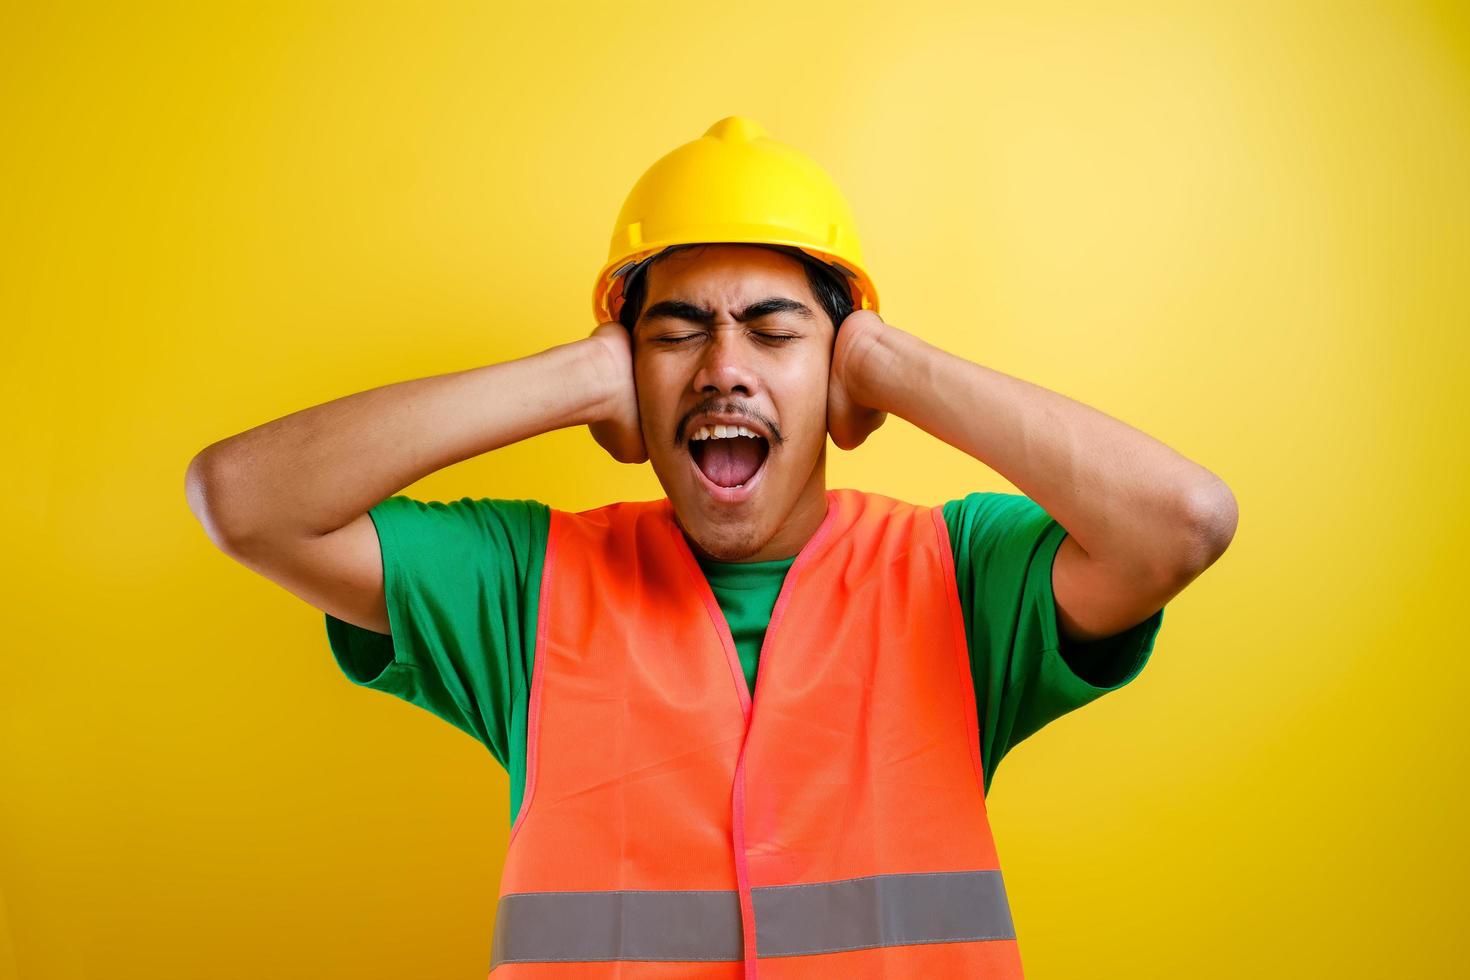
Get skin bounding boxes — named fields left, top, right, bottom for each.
left=589, top=243, right=1240, bottom=644
left=590, top=243, right=872, bottom=562
left=189, top=241, right=1235, bottom=648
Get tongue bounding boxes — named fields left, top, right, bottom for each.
left=698, top=438, right=766, bottom=488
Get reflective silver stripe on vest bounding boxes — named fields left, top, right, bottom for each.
left=753, top=870, right=1016, bottom=957
left=491, top=889, right=743, bottom=966
left=490, top=870, right=1014, bottom=968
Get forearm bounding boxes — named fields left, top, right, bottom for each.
left=187, top=337, right=615, bottom=546
left=854, top=324, right=1230, bottom=580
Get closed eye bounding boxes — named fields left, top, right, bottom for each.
left=652, top=332, right=799, bottom=345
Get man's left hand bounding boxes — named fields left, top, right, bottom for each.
left=827, top=309, right=890, bottom=451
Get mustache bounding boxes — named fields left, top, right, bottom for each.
left=676, top=402, right=784, bottom=448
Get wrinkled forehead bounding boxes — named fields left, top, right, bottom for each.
left=641, top=243, right=815, bottom=308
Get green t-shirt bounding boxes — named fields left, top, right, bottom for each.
left=325, top=492, right=1164, bottom=821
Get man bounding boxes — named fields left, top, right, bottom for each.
left=186, top=117, right=1236, bottom=977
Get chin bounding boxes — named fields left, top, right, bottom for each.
left=668, top=493, right=767, bottom=559
left=695, top=527, right=767, bottom=562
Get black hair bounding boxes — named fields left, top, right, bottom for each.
left=615, top=243, right=856, bottom=336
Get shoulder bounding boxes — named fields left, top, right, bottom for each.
left=374, top=493, right=550, bottom=526
left=833, top=487, right=957, bottom=533
left=940, top=491, right=1054, bottom=543
left=550, top=497, right=669, bottom=534
left=821, top=489, right=953, bottom=560
left=544, top=498, right=678, bottom=561
left=369, top=495, right=553, bottom=569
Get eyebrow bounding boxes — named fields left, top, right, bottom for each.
left=640, top=297, right=817, bottom=326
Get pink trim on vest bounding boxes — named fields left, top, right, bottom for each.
left=667, top=490, right=843, bottom=979
left=506, top=506, right=561, bottom=848
left=931, top=504, right=990, bottom=797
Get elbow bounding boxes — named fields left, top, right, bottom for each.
left=1169, top=477, right=1238, bottom=581
left=185, top=446, right=255, bottom=554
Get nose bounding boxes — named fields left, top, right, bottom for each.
left=691, top=326, right=760, bottom=400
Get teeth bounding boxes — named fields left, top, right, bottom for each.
left=690, top=424, right=762, bottom=442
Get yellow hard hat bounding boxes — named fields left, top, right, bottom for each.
left=592, top=116, right=880, bottom=324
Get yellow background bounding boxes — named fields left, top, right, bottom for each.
left=4, top=2, right=1467, bottom=977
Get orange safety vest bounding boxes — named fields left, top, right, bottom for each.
left=490, top=488, right=1025, bottom=978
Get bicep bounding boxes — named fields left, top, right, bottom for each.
left=1051, top=532, right=1177, bottom=647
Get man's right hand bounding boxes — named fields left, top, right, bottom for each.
left=586, top=321, right=648, bottom=465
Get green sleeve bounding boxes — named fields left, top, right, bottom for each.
left=323, top=495, right=549, bottom=782
left=942, top=492, right=1164, bottom=796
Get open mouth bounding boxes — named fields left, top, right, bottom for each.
left=688, top=431, right=771, bottom=493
